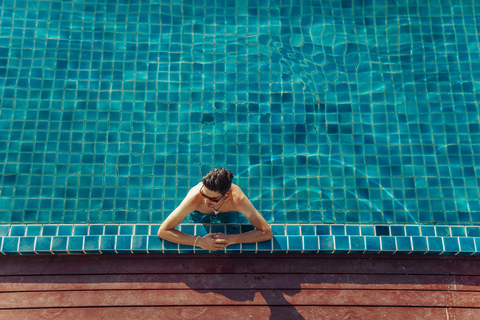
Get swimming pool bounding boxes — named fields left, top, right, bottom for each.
left=1, top=0, right=479, bottom=254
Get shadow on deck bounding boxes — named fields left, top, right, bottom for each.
left=1, top=253, right=480, bottom=319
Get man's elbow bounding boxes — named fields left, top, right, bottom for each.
left=157, top=225, right=169, bottom=239
left=263, top=226, right=273, bottom=240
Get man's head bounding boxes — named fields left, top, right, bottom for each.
left=202, top=168, right=233, bottom=195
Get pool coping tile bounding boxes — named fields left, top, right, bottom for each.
left=0, top=223, right=478, bottom=255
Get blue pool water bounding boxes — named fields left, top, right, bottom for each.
left=0, top=0, right=479, bottom=231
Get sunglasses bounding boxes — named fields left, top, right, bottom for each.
left=199, top=186, right=226, bottom=203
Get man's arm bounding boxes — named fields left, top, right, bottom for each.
left=214, top=193, right=273, bottom=245
left=157, top=189, right=228, bottom=251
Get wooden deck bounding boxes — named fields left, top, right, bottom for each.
left=1, top=254, right=480, bottom=319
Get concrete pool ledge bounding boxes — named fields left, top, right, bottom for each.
left=1, top=223, right=480, bottom=255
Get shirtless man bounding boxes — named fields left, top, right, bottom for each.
left=158, top=168, right=273, bottom=251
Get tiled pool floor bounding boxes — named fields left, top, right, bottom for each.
left=1, top=0, right=480, bottom=254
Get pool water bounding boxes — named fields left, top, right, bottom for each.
left=0, top=0, right=479, bottom=229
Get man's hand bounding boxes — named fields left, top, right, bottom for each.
left=198, top=233, right=228, bottom=251
left=212, top=233, right=234, bottom=245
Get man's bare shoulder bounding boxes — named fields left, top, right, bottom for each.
left=183, top=183, right=203, bottom=207
left=230, top=184, right=248, bottom=204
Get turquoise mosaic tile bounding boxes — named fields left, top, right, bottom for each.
left=226, top=243, right=241, bottom=253
left=163, top=239, right=178, bottom=254
left=135, top=225, right=149, bottom=235
left=116, top=235, right=133, bottom=254
left=242, top=242, right=257, bottom=253
left=380, top=237, right=396, bottom=254
left=451, top=226, right=466, bottom=237
left=301, top=225, right=315, bottom=235
left=421, top=226, right=436, bottom=237
left=2, top=223, right=480, bottom=255
left=89, top=225, right=104, bottom=236
left=443, top=237, right=460, bottom=255
left=35, top=237, right=52, bottom=254
left=84, top=236, right=101, bottom=254
left=179, top=225, right=195, bottom=236
left=100, top=236, right=116, bottom=254
left=375, top=226, right=390, bottom=236
left=303, top=236, right=319, bottom=253
left=67, top=236, right=84, bottom=254
left=390, top=226, right=406, bottom=236
left=0, top=0, right=479, bottom=230
left=19, top=237, right=35, bottom=255
left=148, top=235, right=163, bottom=253
left=319, top=236, right=334, bottom=253
left=1, top=1, right=480, bottom=256
left=105, top=225, right=119, bottom=235
left=360, top=226, right=375, bottom=236
left=406, top=226, right=420, bottom=236
left=51, top=236, right=68, bottom=254
left=436, top=226, right=451, bottom=237
left=179, top=243, right=195, bottom=254
left=42, top=225, right=57, bottom=236
left=211, top=224, right=225, bottom=234
left=458, top=237, right=476, bottom=256
left=345, top=225, right=360, bottom=236
left=334, top=236, right=350, bottom=253
left=2, top=236, right=19, bottom=255
left=258, top=240, right=272, bottom=252
left=427, top=237, right=444, bottom=255
left=119, top=225, right=134, bottom=235
left=150, top=225, right=161, bottom=235
left=473, top=238, right=480, bottom=256
left=365, top=237, right=381, bottom=254
left=412, top=237, right=428, bottom=254
left=226, top=224, right=241, bottom=235
left=331, top=225, right=345, bottom=235
left=467, top=227, right=480, bottom=237
left=10, top=226, right=25, bottom=237
left=288, top=235, right=303, bottom=252
left=349, top=236, right=365, bottom=254
left=192, top=225, right=207, bottom=238
left=272, top=236, right=288, bottom=253
left=73, top=225, right=88, bottom=236
left=316, top=225, right=330, bottom=236
left=0, top=226, right=10, bottom=236
left=286, top=225, right=300, bottom=235
left=132, top=235, right=148, bottom=254
left=396, top=237, right=413, bottom=254
left=58, top=225, right=73, bottom=236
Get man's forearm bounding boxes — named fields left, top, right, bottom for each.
left=228, top=229, right=272, bottom=245
left=158, top=229, right=197, bottom=246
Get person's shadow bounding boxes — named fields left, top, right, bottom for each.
left=3, top=251, right=458, bottom=319
left=181, top=254, right=305, bottom=319
left=183, top=222, right=305, bottom=319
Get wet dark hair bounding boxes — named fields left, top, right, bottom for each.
left=202, top=168, right=233, bottom=194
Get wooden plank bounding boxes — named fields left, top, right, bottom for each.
left=0, top=306, right=451, bottom=320
left=453, top=308, right=480, bottom=319
left=0, top=255, right=474, bottom=276
left=5, top=253, right=480, bottom=261
left=447, top=259, right=480, bottom=276
left=450, top=291, right=480, bottom=307
left=0, top=274, right=457, bottom=292
left=0, top=289, right=448, bottom=309
left=446, top=308, right=456, bottom=320
left=455, top=276, right=480, bottom=291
